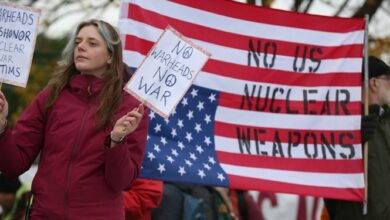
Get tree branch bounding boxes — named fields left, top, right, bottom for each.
left=303, top=0, right=314, bottom=13
left=334, top=0, right=350, bottom=16
left=353, top=0, right=384, bottom=20
left=291, top=0, right=305, bottom=11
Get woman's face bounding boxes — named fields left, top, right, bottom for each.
left=74, top=25, right=112, bottom=78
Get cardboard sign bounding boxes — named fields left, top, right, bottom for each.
left=0, top=2, right=40, bottom=87
left=125, top=26, right=210, bottom=118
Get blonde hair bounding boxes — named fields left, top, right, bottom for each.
left=45, top=20, right=124, bottom=129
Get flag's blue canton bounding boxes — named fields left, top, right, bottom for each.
left=140, top=85, right=229, bottom=187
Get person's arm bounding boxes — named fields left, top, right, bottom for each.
left=124, top=178, right=163, bottom=219
left=104, top=103, right=149, bottom=192
left=0, top=90, right=47, bottom=176
left=361, top=114, right=379, bottom=144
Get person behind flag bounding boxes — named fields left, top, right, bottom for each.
left=324, top=56, right=390, bottom=220
left=152, top=182, right=214, bottom=220
left=123, top=178, right=163, bottom=220
left=0, top=174, right=30, bottom=220
left=0, top=19, right=148, bottom=220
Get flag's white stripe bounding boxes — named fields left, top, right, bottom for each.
left=214, top=136, right=363, bottom=160
left=221, top=163, right=364, bottom=188
left=123, top=51, right=362, bottom=102
left=196, top=71, right=362, bottom=102
left=215, top=106, right=360, bottom=130
left=124, top=0, right=364, bottom=46
left=118, top=20, right=160, bottom=43
left=123, top=49, right=144, bottom=68
left=119, top=20, right=363, bottom=73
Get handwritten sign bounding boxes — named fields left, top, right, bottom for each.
left=125, top=26, right=210, bottom=118
left=0, top=2, right=40, bottom=87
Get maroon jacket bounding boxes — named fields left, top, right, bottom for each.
left=0, top=74, right=148, bottom=220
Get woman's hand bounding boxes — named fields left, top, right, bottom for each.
left=0, top=91, right=8, bottom=131
left=110, top=104, right=144, bottom=143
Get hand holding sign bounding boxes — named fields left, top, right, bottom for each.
left=0, top=91, right=8, bottom=133
left=124, top=26, right=210, bottom=119
left=111, top=104, right=144, bottom=144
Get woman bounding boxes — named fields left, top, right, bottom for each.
left=0, top=20, right=148, bottom=220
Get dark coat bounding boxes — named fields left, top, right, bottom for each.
left=325, top=105, right=390, bottom=220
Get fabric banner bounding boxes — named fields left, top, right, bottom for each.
left=118, top=0, right=365, bottom=201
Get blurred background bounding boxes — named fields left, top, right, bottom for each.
left=2, top=1, right=389, bottom=219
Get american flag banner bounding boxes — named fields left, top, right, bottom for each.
left=118, top=0, right=365, bottom=201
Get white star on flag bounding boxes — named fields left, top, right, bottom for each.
left=187, top=110, right=194, bottom=120
left=208, top=157, right=216, bottom=165
left=167, top=156, right=175, bottom=164
left=171, top=128, right=177, bottom=138
left=196, top=145, right=204, bottom=154
left=171, top=149, right=179, bottom=157
left=178, top=166, right=186, bottom=176
left=178, top=141, right=185, bottom=150
left=208, top=94, right=216, bottom=103
left=194, top=123, right=202, bottom=133
left=177, top=119, right=184, bottom=128
left=160, top=137, right=167, bottom=145
left=197, top=101, right=204, bottom=111
left=181, top=98, right=188, bottom=106
left=198, top=169, right=206, bottom=179
left=204, top=136, right=212, bottom=146
left=185, top=132, right=193, bottom=142
left=147, top=152, right=156, bottom=161
left=154, top=124, right=161, bottom=133
left=217, top=173, right=226, bottom=182
left=158, top=163, right=166, bottom=173
left=149, top=111, right=156, bottom=120
left=154, top=144, right=161, bottom=153
left=185, top=159, right=193, bottom=167
left=204, top=114, right=211, bottom=124
left=190, top=153, right=197, bottom=161
left=191, top=88, right=198, bottom=98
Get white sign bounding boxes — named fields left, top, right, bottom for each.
left=0, top=2, right=40, bottom=88
left=125, top=26, right=210, bottom=119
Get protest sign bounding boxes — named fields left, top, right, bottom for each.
left=124, top=26, right=210, bottom=119
left=0, top=2, right=40, bottom=88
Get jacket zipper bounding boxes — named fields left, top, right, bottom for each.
left=64, top=85, right=92, bottom=220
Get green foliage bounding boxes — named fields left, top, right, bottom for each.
left=3, top=34, right=68, bottom=124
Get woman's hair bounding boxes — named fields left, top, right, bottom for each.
left=45, top=19, right=124, bottom=129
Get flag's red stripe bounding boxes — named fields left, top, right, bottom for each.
left=124, top=35, right=153, bottom=54
left=214, top=121, right=361, bottom=144
left=127, top=4, right=363, bottom=59
left=217, top=151, right=363, bottom=173
left=218, top=92, right=362, bottom=115
left=124, top=35, right=362, bottom=87
left=227, top=174, right=365, bottom=201
left=169, top=0, right=365, bottom=33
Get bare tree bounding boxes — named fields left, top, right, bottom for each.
left=353, top=0, right=384, bottom=20
left=334, top=0, right=350, bottom=17
left=291, top=0, right=304, bottom=11
left=9, top=0, right=119, bottom=34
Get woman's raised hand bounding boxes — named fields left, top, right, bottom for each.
left=111, top=104, right=144, bottom=142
